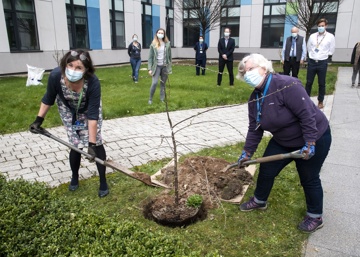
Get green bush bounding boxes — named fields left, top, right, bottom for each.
left=186, top=194, right=203, bottom=208
left=0, top=175, right=218, bottom=257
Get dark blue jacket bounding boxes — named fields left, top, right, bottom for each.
left=244, top=74, right=329, bottom=154
left=194, top=42, right=208, bottom=60
left=41, top=67, right=101, bottom=121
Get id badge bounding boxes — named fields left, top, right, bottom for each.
left=72, top=120, right=86, bottom=131
left=200, top=50, right=203, bottom=53
left=315, top=48, right=319, bottom=53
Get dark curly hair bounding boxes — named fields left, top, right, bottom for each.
left=60, top=49, right=95, bottom=79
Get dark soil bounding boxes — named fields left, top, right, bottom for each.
left=143, top=156, right=253, bottom=227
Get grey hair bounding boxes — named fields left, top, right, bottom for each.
left=236, top=53, right=274, bottom=80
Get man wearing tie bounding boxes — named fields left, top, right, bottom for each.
left=217, top=28, right=235, bottom=86
left=281, top=27, right=306, bottom=78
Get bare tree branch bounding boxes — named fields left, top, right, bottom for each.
left=174, top=0, right=234, bottom=39
left=281, top=0, right=342, bottom=41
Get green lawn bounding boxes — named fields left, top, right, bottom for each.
left=0, top=61, right=342, bottom=256
left=0, top=61, right=338, bottom=134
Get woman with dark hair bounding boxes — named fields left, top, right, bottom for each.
left=147, top=28, right=172, bottom=104
left=29, top=49, right=109, bottom=198
left=128, top=34, right=142, bottom=83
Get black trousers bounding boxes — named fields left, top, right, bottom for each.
left=195, top=58, right=206, bottom=75
left=283, top=57, right=300, bottom=78
left=217, top=59, right=234, bottom=85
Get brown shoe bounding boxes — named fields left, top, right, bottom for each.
left=318, top=101, right=324, bottom=109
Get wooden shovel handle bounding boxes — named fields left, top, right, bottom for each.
left=242, top=150, right=304, bottom=165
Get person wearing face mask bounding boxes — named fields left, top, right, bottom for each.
left=350, top=41, right=360, bottom=88
left=29, top=49, right=109, bottom=198
left=305, top=18, right=335, bottom=109
left=147, top=28, right=172, bottom=104
left=128, top=34, right=142, bottom=83
left=194, top=35, right=208, bottom=75
left=236, top=53, right=332, bottom=233
left=217, top=27, right=235, bottom=86
left=281, top=27, right=306, bottom=78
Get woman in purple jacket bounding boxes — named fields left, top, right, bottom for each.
left=237, top=53, right=331, bottom=233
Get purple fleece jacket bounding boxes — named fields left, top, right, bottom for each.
left=244, top=73, right=329, bottom=155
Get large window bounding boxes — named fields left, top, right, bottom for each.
left=220, top=0, right=240, bottom=47
left=109, top=0, right=125, bottom=48
left=66, top=0, right=89, bottom=49
left=3, top=0, right=40, bottom=51
left=166, top=0, right=174, bottom=47
left=183, top=3, right=200, bottom=47
left=142, top=0, right=152, bottom=48
left=309, top=0, right=339, bottom=35
left=261, top=0, right=286, bottom=48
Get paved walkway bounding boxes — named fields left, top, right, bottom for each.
left=304, top=67, right=360, bottom=257
left=0, top=68, right=358, bottom=256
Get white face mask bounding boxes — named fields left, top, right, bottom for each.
left=291, top=33, right=297, bottom=38
left=133, top=37, right=138, bottom=42
left=199, top=39, right=204, bottom=42
left=224, top=32, right=230, bottom=37
left=244, top=68, right=264, bottom=88
left=318, top=26, right=325, bottom=33
left=65, top=68, right=83, bottom=82
left=157, top=33, right=164, bottom=39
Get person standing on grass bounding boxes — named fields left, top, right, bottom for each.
left=236, top=53, right=331, bottom=233
left=281, top=26, right=306, bottom=78
left=194, top=35, right=208, bottom=76
left=305, top=18, right=335, bottom=109
left=29, top=49, right=109, bottom=198
left=217, top=27, right=235, bottom=86
left=128, top=34, right=142, bottom=83
left=147, top=28, right=172, bottom=105
left=351, top=41, right=360, bottom=88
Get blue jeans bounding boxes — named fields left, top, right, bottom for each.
left=149, top=65, right=168, bottom=101
left=130, top=58, right=141, bottom=81
left=305, top=58, right=328, bottom=102
left=254, top=126, right=332, bottom=217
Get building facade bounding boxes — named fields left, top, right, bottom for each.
left=0, top=0, right=359, bottom=75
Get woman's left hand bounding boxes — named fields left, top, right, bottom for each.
left=300, top=142, right=316, bottom=160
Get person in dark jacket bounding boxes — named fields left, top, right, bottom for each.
left=236, top=53, right=332, bottom=233
left=350, top=41, right=360, bottom=88
left=128, top=34, right=142, bottom=83
left=193, top=36, right=208, bottom=75
left=217, top=27, right=235, bottom=86
left=29, top=49, right=109, bottom=198
left=281, top=27, right=306, bottom=78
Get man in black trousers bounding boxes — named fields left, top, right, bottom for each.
left=281, top=26, right=306, bottom=78
left=217, top=27, right=235, bottom=86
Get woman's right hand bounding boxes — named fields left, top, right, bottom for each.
left=148, top=70, right=152, bottom=76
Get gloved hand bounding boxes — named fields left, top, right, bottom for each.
left=238, top=150, right=252, bottom=168
left=87, top=142, right=97, bottom=162
left=300, top=142, right=316, bottom=160
left=29, top=116, right=44, bottom=134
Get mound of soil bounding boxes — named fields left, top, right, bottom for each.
left=143, top=156, right=253, bottom=226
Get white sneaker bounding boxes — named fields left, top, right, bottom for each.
left=148, top=100, right=152, bottom=105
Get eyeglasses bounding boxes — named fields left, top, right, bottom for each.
left=244, top=66, right=259, bottom=73
left=71, top=50, right=88, bottom=61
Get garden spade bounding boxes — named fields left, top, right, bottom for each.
left=32, top=127, right=169, bottom=188
left=221, top=150, right=305, bottom=173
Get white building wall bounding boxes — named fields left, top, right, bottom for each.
left=0, top=0, right=359, bottom=75
left=0, top=0, right=10, bottom=52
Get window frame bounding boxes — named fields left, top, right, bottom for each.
left=3, top=0, right=40, bottom=52
left=66, top=0, right=90, bottom=49
left=109, top=0, right=126, bottom=49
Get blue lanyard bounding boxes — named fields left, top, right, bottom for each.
left=255, top=74, right=272, bottom=129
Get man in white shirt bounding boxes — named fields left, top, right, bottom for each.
left=305, top=18, right=335, bottom=109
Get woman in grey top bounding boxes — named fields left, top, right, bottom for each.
left=147, top=28, right=172, bottom=104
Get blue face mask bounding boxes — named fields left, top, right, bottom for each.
left=318, top=26, right=325, bottom=33
left=65, top=68, right=83, bottom=82
left=244, top=68, right=264, bottom=88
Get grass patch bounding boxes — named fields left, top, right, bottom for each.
left=1, top=139, right=309, bottom=256
left=0, top=61, right=341, bottom=134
